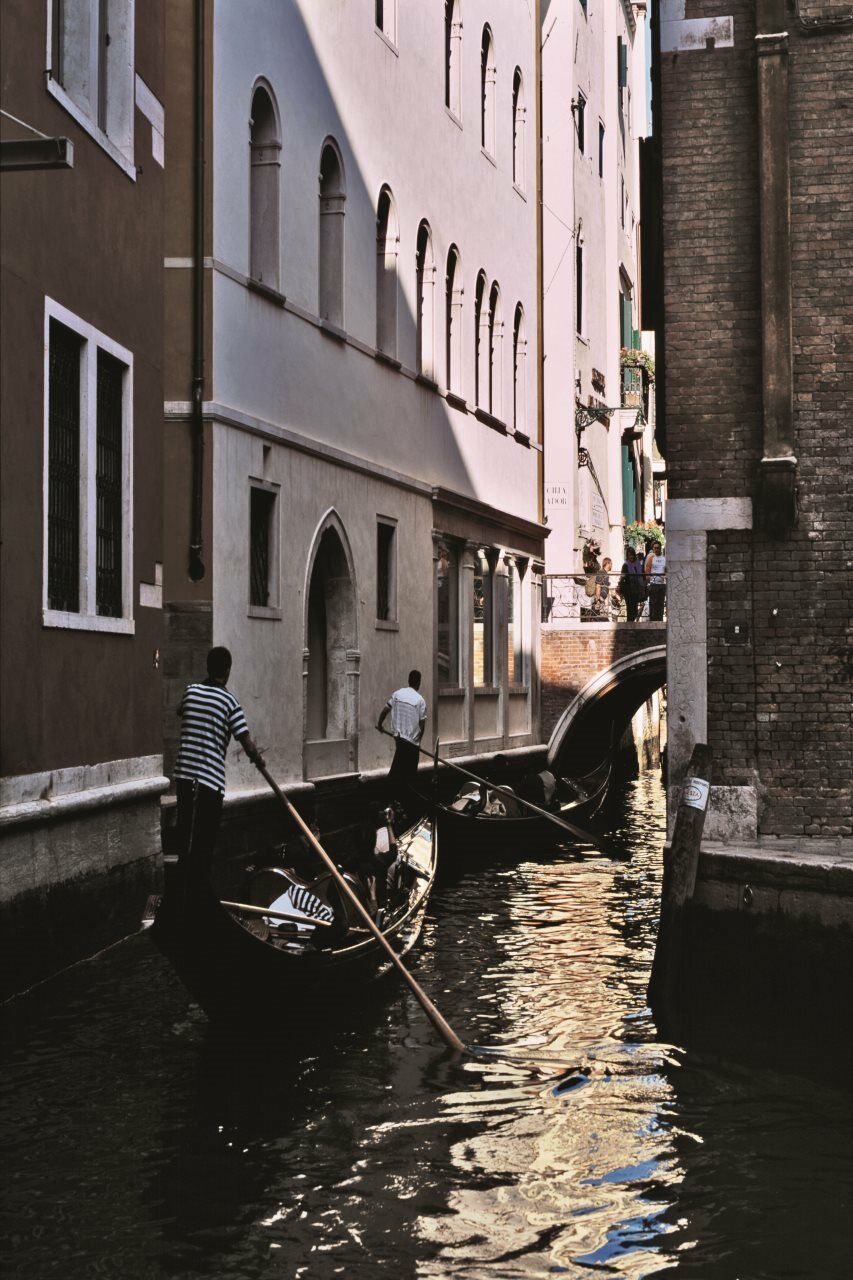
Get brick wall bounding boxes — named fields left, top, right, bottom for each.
left=661, top=2, right=853, bottom=835
left=540, top=626, right=662, bottom=740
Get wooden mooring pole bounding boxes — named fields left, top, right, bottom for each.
left=648, top=743, right=713, bottom=1023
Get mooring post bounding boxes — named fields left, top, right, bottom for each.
left=648, top=743, right=713, bottom=1023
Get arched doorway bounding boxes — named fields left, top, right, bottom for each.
left=303, top=515, right=359, bottom=779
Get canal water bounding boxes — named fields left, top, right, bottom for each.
left=2, top=771, right=851, bottom=1279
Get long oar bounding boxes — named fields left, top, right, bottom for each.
left=254, top=761, right=466, bottom=1054
left=381, top=729, right=616, bottom=855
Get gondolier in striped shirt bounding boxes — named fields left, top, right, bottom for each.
left=173, top=646, right=264, bottom=903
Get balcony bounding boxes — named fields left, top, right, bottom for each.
left=619, top=349, right=654, bottom=414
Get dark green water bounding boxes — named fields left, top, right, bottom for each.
left=1, top=773, right=851, bottom=1278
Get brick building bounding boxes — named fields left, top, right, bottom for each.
left=655, top=0, right=852, bottom=838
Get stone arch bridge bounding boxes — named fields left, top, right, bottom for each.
left=540, top=617, right=666, bottom=775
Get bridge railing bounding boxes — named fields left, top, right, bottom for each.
left=541, top=571, right=667, bottom=625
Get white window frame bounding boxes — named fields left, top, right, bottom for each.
left=45, top=0, right=137, bottom=181
left=375, top=515, right=398, bottom=628
left=43, top=297, right=134, bottom=633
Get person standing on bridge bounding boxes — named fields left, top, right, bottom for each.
left=377, top=670, right=427, bottom=802
left=645, top=540, right=667, bottom=621
left=619, top=546, right=646, bottom=622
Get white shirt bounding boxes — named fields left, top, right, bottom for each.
left=387, top=686, right=427, bottom=744
left=647, top=554, right=666, bottom=586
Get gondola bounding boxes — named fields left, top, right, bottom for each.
left=143, top=814, right=437, bottom=1028
left=428, top=755, right=612, bottom=858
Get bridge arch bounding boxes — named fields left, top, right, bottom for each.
left=546, top=644, right=666, bottom=774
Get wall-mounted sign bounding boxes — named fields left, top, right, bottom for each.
left=591, top=490, right=606, bottom=530
left=545, top=483, right=570, bottom=508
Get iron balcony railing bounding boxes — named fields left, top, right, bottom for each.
left=541, top=571, right=667, bottom=624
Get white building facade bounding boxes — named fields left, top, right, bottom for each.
left=163, top=1, right=545, bottom=795
left=541, top=0, right=651, bottom=582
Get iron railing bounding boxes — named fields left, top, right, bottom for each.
left=542, top=570, right=667, bottom=624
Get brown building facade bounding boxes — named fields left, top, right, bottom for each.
left=656, top=0, right=852, bottom=838
left=0, top=0, right=166, bottom=994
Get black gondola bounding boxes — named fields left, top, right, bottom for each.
left=428, top=756, right=612, bottom=858
left=143, top=815, right=437, bottom=1028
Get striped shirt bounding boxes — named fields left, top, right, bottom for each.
left=174, top=681, right=250, bottom=794
left=386, top=686, right=427, bottom=744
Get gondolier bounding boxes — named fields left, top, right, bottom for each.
left=377, top=670, right=427, bottom=800
left=173, top=646, right=264, bottom=903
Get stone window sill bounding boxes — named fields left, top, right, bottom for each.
left=446, top=390, right=468, bottom=412
left=474, top=685, right=499, bottom=697
left=319, top=319, right=347, bottom=342
left=248, top=605, right=282, bottom=620
left=375, top=618, right=399, bottom=631
left=247, top=278, right=286, bottom=307
left=438, top=685, right=465, bottom=698
left=375, top=350, right=402, bottom=370
left=416, top=373, right=440, bottom=392
left=445, top=107, right=463, bottom=131
left=474, top=407, right=507, bottom=434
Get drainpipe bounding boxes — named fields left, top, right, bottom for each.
left=755, top=0, right=797, bottom=533
left=188, top=0, right=206, bottom=582
left=535, top=0, right=545, bottom=528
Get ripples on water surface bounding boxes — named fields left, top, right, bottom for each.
left=1, top=772, right=851, bottom=1279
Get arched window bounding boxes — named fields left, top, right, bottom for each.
left=416, top=220, right=435, bottom=380
left=445, top=245, right=463, bottom=395
left=513, top=304, right=527, bottom=433
left=481, top=26, right=496, bottom=156
left=249, top=83, right=281, bottom=287
left=375, top=0, right=396, bottom=45
left=474, top=270, right=488, bottom=409
left=488, top=281, right=503, bottom=419
left=445, top=1, right=462, bottom=117
left=512, top=68, right=525, bottom=190
left=376, top=186, right=399, bottom=358
left=319, top=140, right=346, bottom=327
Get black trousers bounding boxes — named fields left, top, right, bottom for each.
left=387, top=737, right=420, bottom=806
left=174, top=779, right=224, bottom=906
left=648, top=584, right=666, bottom=621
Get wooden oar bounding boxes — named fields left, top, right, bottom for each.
left=254, top=761, right=466, bottom=1054
left=380, top=729, right=616, bottom=855
left=220, top=899, right=332, bottom=927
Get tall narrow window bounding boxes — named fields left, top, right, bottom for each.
left=375, top=0, right=396, bottom=44
left=512, top=68, right=525, bottom=189
left=481, top=26, right=496, bottom=156
left=445, top=245, right=463, bottom=394
left=512, top=304, right=527, bottom=434
left=507, top=558, right=526, bottom=685
left=47, top=319, right=82, bottom=613
left=488, top=281, right=503, bottom=419
left=376, top=519, right=397, bottom=622
left=416, top=221, right=436, bottom=380
left=576, top=92, right=586, bottom=154
left=436, top=542, right=459, bottom=687
left=474, top=270, right=488, bottom=409
left=50, top=0, right=134, bottom=157
left=319, top=140, right=346, bottom=328
left=249, top=485, right=278, bottom=609
left=44, top=299, right=133, bottom=631
left=445, top=1, right=462, bottom=116
left=96, top=351, right=124, bottom=617
left=249, top=83, right=281, bottom=289
left=598, top=121, right=605, bottom=177
left=576, top=243, right=584, bottom=335
left=473, top=549, right=494, bottom=687
left=376, top=186, right=399, bottom=358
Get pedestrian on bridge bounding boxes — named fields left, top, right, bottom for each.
left=645, top=541, right=667, bottom=621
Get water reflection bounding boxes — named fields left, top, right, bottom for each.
left=1, top=773, right=851, bottom=1279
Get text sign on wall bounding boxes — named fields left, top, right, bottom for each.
left=545, top=483, right=570, bottom=508
left=591, top=490, right=606, bottom=530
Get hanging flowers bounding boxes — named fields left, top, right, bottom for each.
left=582, top=536, right=602, bottom=569
left=619, top=348, right=656, bottom=382
left=625, top=520, right=665, bottom=551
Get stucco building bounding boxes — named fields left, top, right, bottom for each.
left=0, top=0, right=166, bottom=993
left=162, top=0, right=546, bottom=808
left=541, top=0, right=652, bottom=578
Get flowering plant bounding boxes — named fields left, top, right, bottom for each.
left=625, top=520, right=665, bottom=551
left=619, top=348, right=656, bottom=382
left=582, top=536, right=602, bottom=568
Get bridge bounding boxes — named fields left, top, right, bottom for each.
left=539, top=575, right=666, bottom=775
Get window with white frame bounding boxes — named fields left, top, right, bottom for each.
left=445, top=245, right=464, bottom=395
left=473, top=548, right=495, bottom=686
left=376, top=186, right=399, bottom=358
left=416, top=220, right=436, bottom=380
left=375, top=0, right=396, bottom=45
left=319, top=140, right=346, bottom=327
left=249, top=82, right=281, bottom=289
left=436, top=541, right=459, bottom=688
left=474, top=270, right=488, bottom=409
left=48, top=0, right=135, bottom=169
left=376, top=517, right=397, bottom=623
left=488, top=281, right=503, bottom=419
left=445, top=1, right=462, bottom=117
left=512, top=303, right=527, bottom=434
left=512, top=68, right=526, bottom=189
left=481, top=26, right=496, bottom=156
left=44, top=299, right=133, bottom=631
left=248, top=480, right=280, bottom=615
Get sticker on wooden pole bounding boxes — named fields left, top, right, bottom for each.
left=681, top=777, right=710, bottom=811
